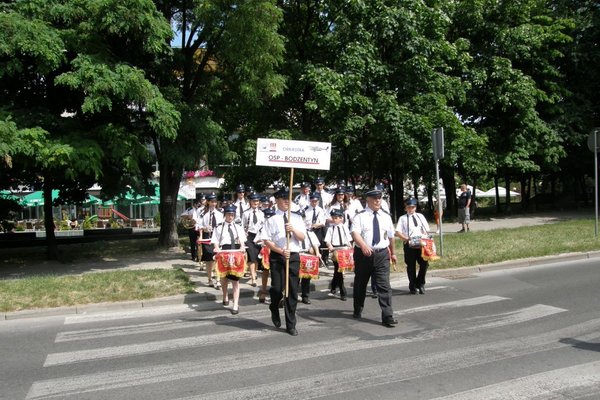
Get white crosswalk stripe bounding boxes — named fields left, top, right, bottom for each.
left=25, top=291, right=597, bottom=400
left=429, top=360, right=600, bottom=400
left=44, top=321, right=325, bottom=367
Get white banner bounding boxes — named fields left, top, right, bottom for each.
left=256, top=138, right=331, bottom=170
left=178, top=184, right=197, bottom=200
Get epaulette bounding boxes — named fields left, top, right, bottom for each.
left=356, top=209, right=367, bottom=214
left=216, top=222, right=224, bottom=227
left=381, top=209, right=391, bottom=216
left=292, top=210, right=304, bottom=217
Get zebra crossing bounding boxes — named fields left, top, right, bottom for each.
left=25, top=286, right=600, bottom=400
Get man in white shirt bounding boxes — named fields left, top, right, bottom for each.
left=350, top=189, right=398, bottom=327
left=200, top=192, right=224, bottom=289
left=232, top=184, right=249, bottom=224
left=294, top=182, right=311, bottom=210
left=242, top=192, right=264, bottom=286
left=262, top=188, right=306, bottom=336
left=314, top=177, right=333, bottom=209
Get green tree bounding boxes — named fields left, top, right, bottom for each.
left=0, top=0, right=179, bottom=258
left=449, top=0, right=572, bottom=212
left=152, top=0, right=285, bottom=247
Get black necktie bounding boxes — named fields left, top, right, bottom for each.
left=318, top=195, right=323, bottom=208
left=283, top=213, right=288, bottom=224
left=312, top=208, right=317, bottom=224
left=372, top=211, right=380, bottom=246
left=252, top=210, right=257, bottom=224
left=412, top=215, right=419, bottom=228
left=211, top=212, right=216, bottom=228
left=337, top=226, right=343, bottom=246
left=228, top=224, right=235, bottom=245
left=239, top=202, right=243, bottom=217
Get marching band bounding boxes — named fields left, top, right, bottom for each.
left=181, top=179, right=432, bottom=335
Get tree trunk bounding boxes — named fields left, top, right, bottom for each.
left=43, top=185, right=59, bottom=260
left=504, top=175, right=511, bottom=214
left=440, top=165, right=456, bottom=217
left=158, top=160, right=183, bottom=248
left=494, top=176, right=501, bottom=214
left=390, top=163, right=404, bottom=220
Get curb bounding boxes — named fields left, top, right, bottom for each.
left=4, top=251, right=600, bottom=321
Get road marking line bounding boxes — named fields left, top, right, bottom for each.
left=429, top=360, right=600, bottom=400
left=395, top=295, right=509, bottom=316
left=44, top=322, right=325, bottom=367
left=57, top=309, right=270, bottom=342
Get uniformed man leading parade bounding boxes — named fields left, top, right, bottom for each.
left=350, top=188, right=398, bottom=327
left=262, top=187, right=306, bottom=336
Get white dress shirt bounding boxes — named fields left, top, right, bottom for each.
left=263, top=210, right=306, bottom=252
left=351, top=207, right=395, bottom=249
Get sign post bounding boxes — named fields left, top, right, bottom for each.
left=432, top=128, right=444, bottom=256
left=256, top=138, right=331, bottom=297
left=587, top=128, right=600, bottom=238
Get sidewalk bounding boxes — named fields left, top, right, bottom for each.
left=1, top=210, right=595, bottom=320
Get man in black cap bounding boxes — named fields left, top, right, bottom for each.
left=262, top=188, right=306, bottom=336
left=294, top=182, right=312, bottom=210
left=200, top=192, right=223, bottom=289
left=314, top=177, right=333, bottom=209
left=232, top=184, right=248, bottom=224
left=242, top=192, right=264, bottom=286
left=350, top=188, right=398, bottom=327
left=395, top=197, right=431, bottom=294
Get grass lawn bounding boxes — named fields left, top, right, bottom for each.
left=425, top=219, right=600, bottom=270
left=0, top=269, right=195, bottom=312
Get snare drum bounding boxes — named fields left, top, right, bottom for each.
left=299, top=253, right=319, bottom=280
left=333, top=247, right=354, bottom=273
left=215, top=250, right=246, bottom=279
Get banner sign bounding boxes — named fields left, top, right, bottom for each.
left=256, top=138, right=331, bottom=170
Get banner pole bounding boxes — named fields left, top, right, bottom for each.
left=285, top=167, right=295, bottom=298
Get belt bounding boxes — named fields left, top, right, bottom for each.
left=355, top=246, right=388, bottom=253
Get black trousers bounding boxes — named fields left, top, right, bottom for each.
left=301, top=278, right=311, bottom=298
left=188, top=229, right=199, bottom=260
left=353, top=247, right=393, bottom=320
left=269, top=252, right=300, bottom=330
left=403, top=244, right=428, bottom=290
left=330, top=248, right=347, bottom=296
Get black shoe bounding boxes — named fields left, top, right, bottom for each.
left=370, top=293, right=378, bottom=299
left=418, top=285, right=425, bottom=294
left=353, top=307, right=362, bottom=319
left=301, top=297, right=311, bottom=304
left=382, top=317, right=398, bottom=327
left=287, top=328, right=298, bottom=336
left=409, top=289, right=417, bottom=295
left=231, top=307, right=239, bottom=315
left=270, top=308, right=281, bottom=328
left=222, top=300, right=229, bottom=306
left=330, top=289, right=336, bottom=295
left=340, top=296, right=347, bottom=301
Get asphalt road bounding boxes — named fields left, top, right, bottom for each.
left=1, top=258, right=600, bottom=400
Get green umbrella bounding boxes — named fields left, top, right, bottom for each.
left=84, top=194, right=102, bottom=205
left=0, top=190, right=20, bottom=202
left=21, top=190, right=60, bottom=207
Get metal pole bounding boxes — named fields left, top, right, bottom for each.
left=595, top=130, right=598, bottom=238
left=435, top=159, right=444, bottom=256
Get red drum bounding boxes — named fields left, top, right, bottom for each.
left=299, top=253, right=320, bottom=280
left=333, top=247, right=354, bottom=273
left=259, top=246, right=270, bottom=270
left=215, top=250, right=246, bottom=279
